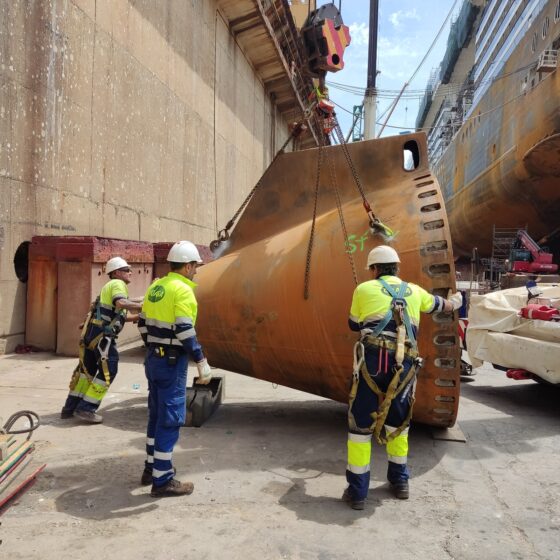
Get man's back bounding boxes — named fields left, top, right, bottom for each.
left=142, top=273, right=198, bottom=325
left=350, top=275, right=436, bottom=333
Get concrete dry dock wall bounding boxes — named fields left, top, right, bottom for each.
left=0, top=0, right=292, bottom=353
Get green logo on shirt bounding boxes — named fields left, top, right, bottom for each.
left=148, top=285, right=165, bottom=302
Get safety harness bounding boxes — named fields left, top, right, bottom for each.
left=348, top=279, right=424, bottom=445
left=68, top=298, right=122, bottom=391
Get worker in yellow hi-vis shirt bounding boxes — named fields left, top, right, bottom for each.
left=61, top=257, right=143, bottom=424
left=343, top=245, right=463, bottom=510
left=138, top=241, right=212, bottom=498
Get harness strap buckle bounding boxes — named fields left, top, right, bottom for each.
left=395, top=324, right=406, bottom=366
left=352, top=341, right=364, bottom=382
left=97, top=336, right=111, bottom=360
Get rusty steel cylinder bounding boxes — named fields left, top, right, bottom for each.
left=196, top=133, right=460, bottom=427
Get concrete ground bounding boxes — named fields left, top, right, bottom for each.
left=0, top=347, right=559, bottom=560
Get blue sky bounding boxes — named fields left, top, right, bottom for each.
left=317, top=0, right=459, bottom=138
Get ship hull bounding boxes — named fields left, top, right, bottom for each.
left=435, top=4, right=560, bottom=256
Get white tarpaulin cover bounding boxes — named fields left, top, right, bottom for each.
left=466, top=285, right=560, bottom=382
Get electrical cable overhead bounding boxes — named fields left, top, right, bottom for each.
left=333, top=54, right=538, bottom=139
left=331, top=69, right=557, bottom=134
left=378, top=0, right=462, bottom=136
left=417, top=73, right=557, bottom=132
left=407, top=0, right=460, bottom=85
left=337, top=0, right=460, bottom=138
left=327, top=60, right=536, bottom=100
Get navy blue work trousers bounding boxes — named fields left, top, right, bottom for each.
left=144, top=348, right=188, bottom=488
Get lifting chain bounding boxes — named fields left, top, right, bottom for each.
left=303, top=144, right=324, bottom=300
left=303, top=138, right=359, bottom=299
left=325, top=143, right=358, bottom=287
left=332, top=119, right=394, bottom=239
left=210, top=121, right=308, bottom=253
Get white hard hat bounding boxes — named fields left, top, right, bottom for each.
left=366, top=245, right=400, bottom=269
left=106, top=256, right=130, bottom=274
left=167, top=240, right=203, bottom=264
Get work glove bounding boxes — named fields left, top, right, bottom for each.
left=196, top=358, right=212, bottom=385
left=448, top=291, right=463, bottom=311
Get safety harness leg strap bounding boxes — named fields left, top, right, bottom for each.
left=70, top=298, right=113, bottom=390
left=69, top=304, right=96, bottom=391
left=348, top=360, right=420, bottom=444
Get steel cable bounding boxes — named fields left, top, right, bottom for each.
left=1, top=411, right=40, bottom=442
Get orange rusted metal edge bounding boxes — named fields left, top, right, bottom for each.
left=196, top=132, right=460, bottom=427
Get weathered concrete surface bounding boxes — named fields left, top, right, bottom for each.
left=0, top=351, right=559, bottom=560
left=0, top=0, right=292, bottom=352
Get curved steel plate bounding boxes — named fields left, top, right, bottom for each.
left=197, top=133, right=460, bottom=427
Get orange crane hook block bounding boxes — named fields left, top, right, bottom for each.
left=302, top=3, right=351, bottom=74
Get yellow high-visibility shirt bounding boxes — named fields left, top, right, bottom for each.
left=142, top=272, right=198, bottom=325
left=349, top=275, right=436, bottom=329
left=97, top=279, right=128, bottom=330
left=100, top=279, right=128, bottom=306
left=140, top=272, right=203, bottom=361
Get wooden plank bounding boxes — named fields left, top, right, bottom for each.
left=0, top=448, right=33, bottom=486
left=0, top=463, right=46, bottom=513
left=0, top=441, right=34, bottom=478
left=0, top=455, right=33, bottom=495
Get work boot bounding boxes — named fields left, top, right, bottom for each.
left=390, top=481, right=409, bottom=500
left=141, top=466, right=176, bottom=486
left=60, top=409, right=74, bottom=419
left=342, top=488, right=365, bottom=510
left=150, top=478, right=194, bottom=498
left=74, top=410, right=103, bottom=424
left=141, top=469, right=153, bottom=486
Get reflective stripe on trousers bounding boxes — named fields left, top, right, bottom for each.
left=346, top=432, right=372, bottom=500
left=386, top=425, right=409, bottom=485
left=61, top=341, right=119, bottom=414
left=144, top=348, right=188, bottom=487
